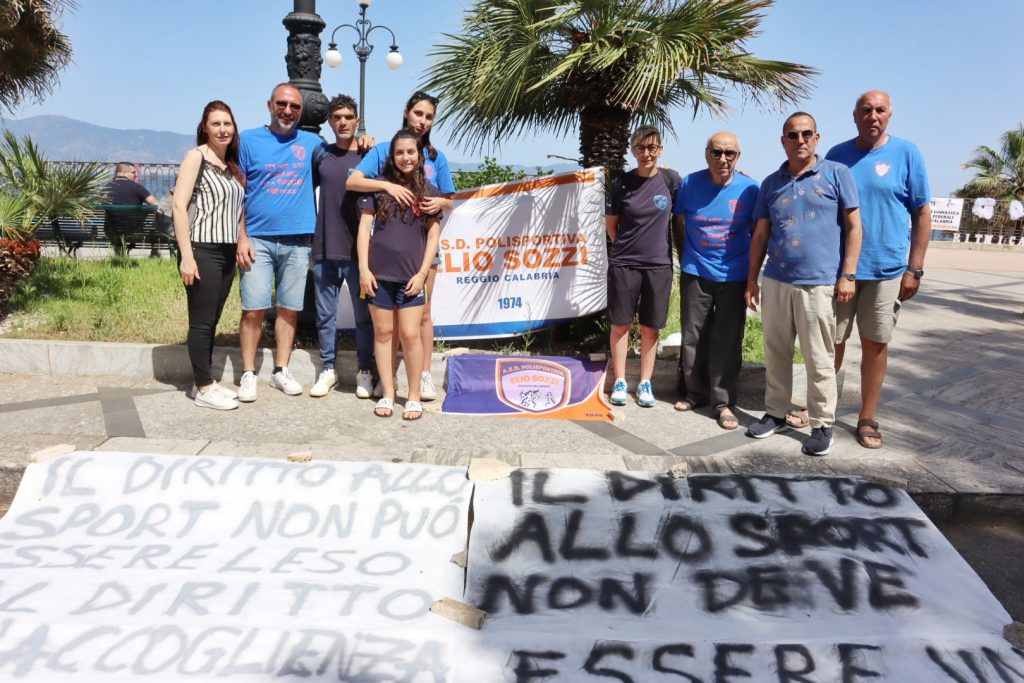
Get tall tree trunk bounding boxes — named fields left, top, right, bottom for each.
left=579, top=105, right=631, bottom=177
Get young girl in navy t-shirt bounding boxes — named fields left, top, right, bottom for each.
left=357, top=129, right=442, bottom=421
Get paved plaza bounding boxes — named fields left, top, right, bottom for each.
left=1, top=246, right=1023, bottom=514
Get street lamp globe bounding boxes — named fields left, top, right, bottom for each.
left=385, top=48, right=403, bottom=70
left=358, top=0, right=373, bottom=7
left=324, top=44, right=343, bottom=68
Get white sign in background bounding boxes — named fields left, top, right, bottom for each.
left=930, top=197, right=965, bottom=232
left=461, top=469, right=1019, bottom=682
left=0, top=454, right=470, bottom=680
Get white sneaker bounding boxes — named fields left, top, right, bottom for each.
left=238, top=371, right=258, bottom=402
left=195, top=387, right=238, bottom=410
left=355, top=370, right=373, bottom=399
left=420, top=371, right=437, bottom=401
left=271, top=367, right=303, bottom=396
left=310, top=368, right=337, bottom=397
left=212, top=383, right=238, bottom=400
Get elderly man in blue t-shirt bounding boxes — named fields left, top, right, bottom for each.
left=822, top=90, right=932, bottom=450
left=671, top=132, right=759, bottom=430
left=745, top=112, right=863, bottom=456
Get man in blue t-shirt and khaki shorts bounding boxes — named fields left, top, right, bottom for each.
left=822, top=90, right=931, bottom=449
left=234, top=83, right=325, bottom=402
left=745, top=112, right=863, bottom=456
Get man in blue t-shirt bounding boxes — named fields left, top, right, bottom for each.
left=744, top=112, right=863, bottom=456
left=822, top=90, right=932, bottom=450
left=235, top=83, right=325, bottom=402
left=671, top=131, right=758, bottom=430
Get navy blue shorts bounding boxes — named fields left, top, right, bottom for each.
left=367, top=279, right=426, bottom=310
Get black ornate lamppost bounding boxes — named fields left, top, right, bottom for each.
left=282, top=0, right=330, bottom=133
left=323, top=0, right=403, bottom=136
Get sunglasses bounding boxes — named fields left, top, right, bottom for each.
left=632, top=144, right=662, bottom=154
left=411, top=91, right=439, bottom=105
left=274, top=100, right=302, bottom=112
left=786, top=130, right=815, bottom=141
left=707, top=149, right=738, bottom=159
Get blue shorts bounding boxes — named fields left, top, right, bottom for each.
left=239, top=235, right=311, bottom=311
left=367, top=280, right=425, bottom=310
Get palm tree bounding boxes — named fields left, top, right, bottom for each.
left=956, top=125, right=1024, bottom=201
left=423, top=0, right=816, bottom=174
left=0, top=130, right=107, bottom=254
left=0, top=0, right=74, bottom=111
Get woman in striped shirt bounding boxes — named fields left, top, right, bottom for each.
left=172, top=100, right=246, bottom=411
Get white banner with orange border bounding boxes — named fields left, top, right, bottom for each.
left=431, top=168, right=607, bottom=339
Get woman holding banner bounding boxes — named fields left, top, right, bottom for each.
left=357, top=130, right=443, bottom=421
left=604, top=125, right=680, bottom=408
left=347, top=91, right=454, bottom=404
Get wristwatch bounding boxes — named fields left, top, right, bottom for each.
left=907, top=268, right=924, bottom=280
left=840, top=273, right=856, bottom=281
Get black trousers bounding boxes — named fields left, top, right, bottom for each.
left=179, top=243, right=236, bottom=387
left=678, top=274, right=747, bottom=410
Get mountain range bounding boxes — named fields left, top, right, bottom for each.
left=0, top=115, right=575, bottom=174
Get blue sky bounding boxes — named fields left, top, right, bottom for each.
left=5, top=0, right=1022, bottom=194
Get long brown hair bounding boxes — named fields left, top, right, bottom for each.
left=196, top=100, right=244, bottom=185
left=400, top=91, right=438, bottom=161
left=376, top=129, right=430, bottom=227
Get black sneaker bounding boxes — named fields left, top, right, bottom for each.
left=802, top=426, right=834, bottom=456
left=746, top=414, right=790, bottom=438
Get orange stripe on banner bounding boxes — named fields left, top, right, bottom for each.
left=452, top=170, right=597, bottom=201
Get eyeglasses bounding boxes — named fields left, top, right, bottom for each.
left=632, top=144, right=662, bottom=154
left=785, top=130, right=815, bottom=141
left=707, top=149, right=738, bottom=159
left=274, top=100, right=302, bottom=112
left=411, top=91, right=439, bottom=105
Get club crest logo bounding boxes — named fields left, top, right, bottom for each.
left=875, top=162, right=890, bottom=177
left=495, top=358, right=571, bottom=414
left=292, top=146, right=307, bottom=161
left=728, top=199, right=741, bottom=215
left=653, top=194, right=669, bottom=211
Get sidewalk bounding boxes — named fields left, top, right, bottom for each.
left=2, top=263, right=1023, bottom=515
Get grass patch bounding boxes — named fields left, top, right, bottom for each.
left=4, top=256, right=242, bottom=345
left=5, top=257, right=801, bottom=364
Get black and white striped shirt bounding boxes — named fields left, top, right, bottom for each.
left=189, top=158, right=244, bottom=244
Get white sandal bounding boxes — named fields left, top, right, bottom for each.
left=374, top=397, right=394, bottom=418
left=403, top=400, right=423, bottom=421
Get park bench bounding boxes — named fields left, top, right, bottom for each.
left=34, top=205, right=175, bottom=257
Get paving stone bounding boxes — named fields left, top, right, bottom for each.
left=199, top=441, right=313, bottom=459
left=309, top=444, right=407, bottom=462
left=684, top=457, right=734, bottom=474
left=824, top=457, right=954, bottom=494
left=519, top=451, right=626, bottom=471
left=467, top=457, right=513, bottom=480
left=720, top=451, right=835, bottom=476
left=622, top=454, right=690, bottom=473
left=412, top=449, right=518, bottom=468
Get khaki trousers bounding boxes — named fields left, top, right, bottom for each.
left=761, top=277, right=837, bottom=428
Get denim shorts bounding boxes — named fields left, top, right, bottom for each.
left=367, top=279, right=426, bottom=310
left=239, top=235, right=311, bottom=311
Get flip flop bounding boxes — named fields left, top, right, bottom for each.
left=786, top=408, right=810, bottom=429
left=716, top=410, right=739, bottom=431
left=856, top=418, right=883, bottom=449
left=374, top=397, right=394, bottom=418
left=403, top=400, right=423, bottom=421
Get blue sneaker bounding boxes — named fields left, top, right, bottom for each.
left=636, top=380, right=656, bottom=407
left=609, top=378, right=628, bottom=405
left=746, top=413, right=790, bottom=438
left=802, top=426, right=834, bottom=456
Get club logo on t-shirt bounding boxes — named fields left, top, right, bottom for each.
left=728, top=199, right=741, bottom=215
left=291, top=145, right=307, bottom=161
left=424, top=164, right=436, bottom=181
left=653, top=194, right=669, bottom=211
left=875, top=162, right=891, bottom=177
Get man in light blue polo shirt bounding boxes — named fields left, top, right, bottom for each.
left=745, top=112, right=863, bottom=456
left=235, top=83, right=324, bottom=402
left=824, top=90, right=932, bottom=450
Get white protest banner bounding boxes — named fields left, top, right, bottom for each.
left=460, top=469, right=1019, bottom=682
left=0, top=452, right=470, bottom=680
left=930, top=197, right=965, bottom=232
left=432, top=169, right=607, bottom=339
